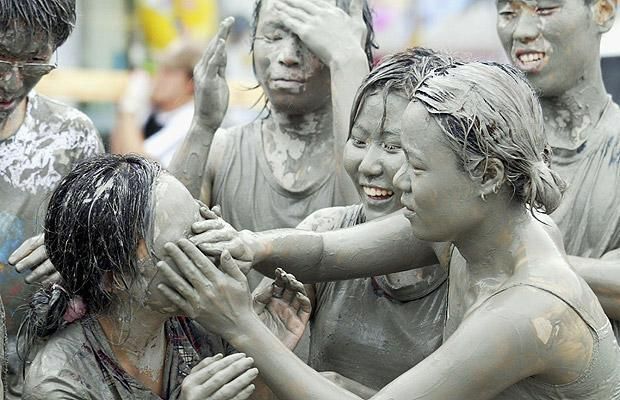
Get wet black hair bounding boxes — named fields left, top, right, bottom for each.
left=250, top=0, right=377, bottom=69
left=18, top=154, right=163, bottom=363
left=349, top=47, right=457, bottom=138
left=0, top=0, right=76, bottom=50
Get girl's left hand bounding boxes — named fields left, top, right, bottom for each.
left=157, top=238, right=254, bottom=338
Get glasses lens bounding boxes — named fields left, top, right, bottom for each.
left=22, top=63, right=55, bottom=78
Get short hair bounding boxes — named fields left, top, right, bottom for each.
left=0, top=0, right=76, bottom=50
left=19, top=154, right=163, bottom=362
left=349, top=47, right=456, bottom=138
left=411, top=62, right=566, bottom=214
left=250, top=0, right=377, bottom=69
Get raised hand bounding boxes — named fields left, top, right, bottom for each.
left=180, top=353, right=258, bottom=400
left=193, top=17, right=234, bottom=131
left=273, top=0, right=367, bottom=66
left=9, top=234, right=60, bottom=285
left=157, top=239, right=255, bottom=338
left=253, top=269, right=311, bottom=350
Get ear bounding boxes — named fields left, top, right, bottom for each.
left=591, top=0, right=616, bottom=33
left=479, top=158, right=506, bottom=199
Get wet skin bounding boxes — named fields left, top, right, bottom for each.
left=496, top=0, right=600, bottom=97
left=344, top=93, right=408, bottom=221
left=253, top=0, right=332, bottom=115
left=0, top=28, right=53, bottom=137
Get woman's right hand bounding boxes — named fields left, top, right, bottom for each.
left=192, top=17, right=234, bottom=132
left=190, top=205, right=265, bottom=274
left=180, top=353, right=258, bottom=400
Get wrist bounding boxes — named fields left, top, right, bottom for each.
left=191, top=114, right=220, bottom=134
left=241, top=230, right=270, bottom=264
left=329, top=47, right=368, bottom=73
left=226, top=312, right=264, bottom=348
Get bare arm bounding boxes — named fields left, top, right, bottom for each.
left=570, top=253, right=620, bottom=319
left=169, top=18, right=233, bottom=199
left=158, top=242, right=586, bottom=400
left=193, top=211, right=443, bottom=283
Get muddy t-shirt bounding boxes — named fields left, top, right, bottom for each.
left=549, top=97, right=620, bottom=338
left=0, top=92, right=103, bottom=397
left=299, top=205, right=449, bottom=390
left=23, top=317, right=235, bottom=400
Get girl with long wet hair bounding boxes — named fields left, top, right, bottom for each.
left=19, top=154, right=309, bottom=400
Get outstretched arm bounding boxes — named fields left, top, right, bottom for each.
left=169, top=17, right=233, bottom=200
left=191, top=209, right=444, bottom=283
left=569, top=251, right=620, bottom=319
left=157, top=241, right=580, bottom=400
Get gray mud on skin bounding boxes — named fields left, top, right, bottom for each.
left=497, top=0, right=620, bottom=333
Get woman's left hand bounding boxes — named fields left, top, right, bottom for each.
left=157, top=239, right=255, bottom=338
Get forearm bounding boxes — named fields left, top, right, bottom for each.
left=169, top=116, right=217, bottom=199
left=250, top=376, right=279, bottom=400
left=253, top=212, right=438, bottom=283
left=320, top=373, right=377, bottom=399
left=569, top=255, right=620, bottom=319
left=229, top=315, right=361, bottom=400
left=329, top=50, right=369, bottom=154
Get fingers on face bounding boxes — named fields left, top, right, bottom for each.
left=156, top=258, right=198, bottom=304
left=189, top=229, right=234, bottom=246
left=157, top=282, right=194, bottom=316
left=14, top=243, right=48, bottom=272
left=220, top=251, right=246, bottom=283
left=9, top=234, right=45, bottom=265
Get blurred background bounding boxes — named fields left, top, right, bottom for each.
left=37, top=0, right=620, bottom=149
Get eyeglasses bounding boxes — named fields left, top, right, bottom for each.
left=0, top=59, right=57, bottom=79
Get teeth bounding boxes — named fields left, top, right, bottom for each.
left=518, top=52, right=545, bottom=64
left=363, top=186, right=394, bottom=198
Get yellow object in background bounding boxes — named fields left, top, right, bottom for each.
left=137, top=0, right=218, bottom=51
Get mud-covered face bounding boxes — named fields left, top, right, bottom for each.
left=137, top=173, right=201, bottom=314
left=253, top=0, right=332, bottom=115
left=0, top=28, right=54, bottom=125
left=395, top=102, right=484, bottom=242
left=344, top=92, right=408, bottom=221
left=496, top=0, right=602, bottom=97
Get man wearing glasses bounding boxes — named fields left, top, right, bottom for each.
left=0, top=1, right=103, bottom=398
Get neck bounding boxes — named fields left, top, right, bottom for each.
left=540, top=60, right=609, bottom=150
left=267, top=102, right=333, bottom=141
left=98, top=302, right=169, bottom=375
left=454, top=199, right=528, bottom=283
left=0, top=98, right=27, bottom=140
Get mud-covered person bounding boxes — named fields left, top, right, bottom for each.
left=158, top=61, right=620, bottom=400
left=239, top=49, right=453, bottom=397
left=168, top=0, right=375, bottom=291
left=19, top=154, right=310, bottom=400
left=496, top=0, right=620, bottom=336
left=0, top=0, right=103, bottom=397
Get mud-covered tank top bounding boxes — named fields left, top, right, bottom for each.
left=212, top=119, right=359, bottom=232
left=445, top=250, right=620, bottom=399
left=301, top=204, right=449, bottom=390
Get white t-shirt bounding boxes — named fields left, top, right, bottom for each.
left=144, top=101, right=194, bottom=167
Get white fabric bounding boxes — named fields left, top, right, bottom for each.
left=144, top=101, right=194, bottom=167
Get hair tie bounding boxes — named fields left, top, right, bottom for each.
left=63, top=296, right=87, bottom=323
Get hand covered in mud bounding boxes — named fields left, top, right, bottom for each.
left=193, top=17, right=234, bottom=131
left=253, top=270, right=311, bottom=350
left=190, top=205, right=265, bottom=274
left=180, top=353, right=258, bottom=400
left=9, top=234, right=60, bottom=285
left=157, top=239, right=254, bottom=339
left=273, top=0, right=367, bottom=65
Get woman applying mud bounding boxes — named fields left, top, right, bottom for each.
left=496, top=0, right=620, bottom=337
left=167, top=0, right=375, bottom=290
left=158, top=62, right=620, bottom=399
left=19, top=154, right=310, bottom=400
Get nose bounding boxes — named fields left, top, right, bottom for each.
left=513, top=11, right=540, bottom=44
left=358, top=145, right=383, bottom=177
left=277, top=35, right=302, bottom=66
left=393, top=163, right=411, bottom=193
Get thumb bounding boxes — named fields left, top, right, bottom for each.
left=220, top=250, right=247, bottom=283
left=348, top=0, right=364, bottom=19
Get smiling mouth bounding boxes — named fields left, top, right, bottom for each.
left=513, top=51, right=549, bottom=73
left=0, top=98, right=16, bottom=110
left=362, top=186, right=394, bottom=201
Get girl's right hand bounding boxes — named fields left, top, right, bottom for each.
left=180, top=353, right=258, bottom=400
